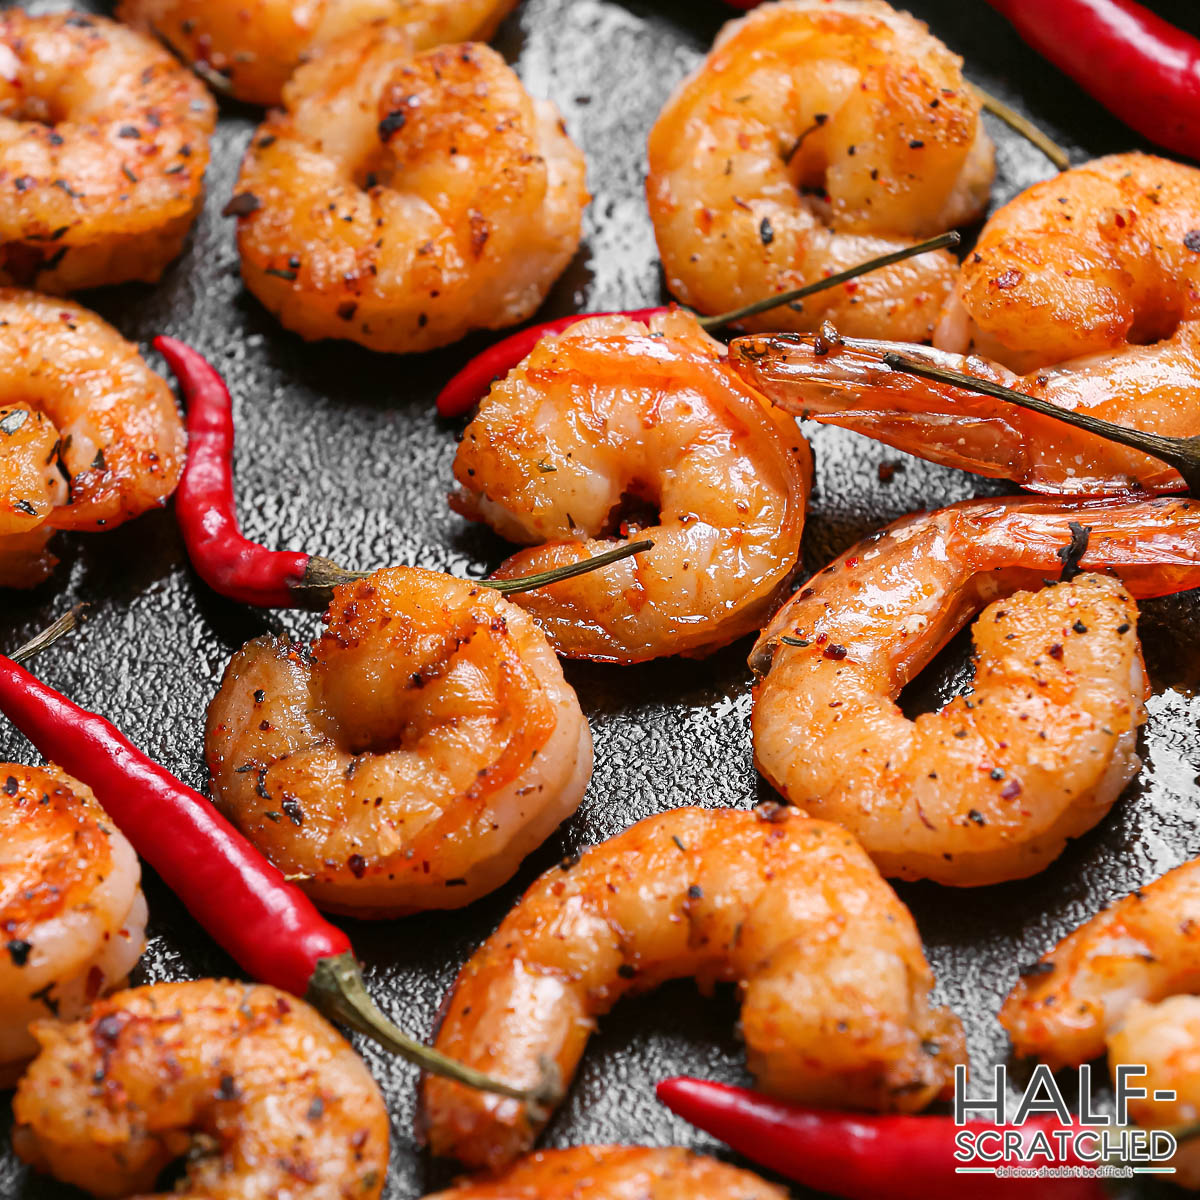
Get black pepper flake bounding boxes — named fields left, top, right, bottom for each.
left=3, top=776, right=17, bottom=795
left=1185, top=230, right=1200, bottom=252
left=347, top=854, right=367, bottom=879
left=265, top=267, right=297, bottom=281
left=14, top=176, right=33, bottom=193
left=1048, top=643, right=1064, bottom=660
left=222, top=192, right=261, bottom=217
left=687, top=884, right=703, bottom=899
left=780, top=635, right=810, bottom=647
left=253, top=689, right=266, bottom=703
left=118, top=125, right=140, bottom=139
left=307, top=1096, right=324, bottom=1121
left=121, top=165, right=138, bottom=184
left=14, top=499, right=36, bottom=516
left=6, top=939, right=31, bottom=967
left=617, top=963, right=637, bottom=979
left=1117, top=622, right=1131, bottom=634
left=908, top=138, right=925, bottom=149
left=1072, top=620, right=1088, bottom=634
left=1019, top=960, right=1055, bottom=979
left=280, top=796, right=304, bottom=826
left=967, top=809, right=985, bottom=826
left=989, top=767, right=1006, bottom=781
left=257, top=134, right=277, bottom=150
left=91, top=449, right=106, bottom=472
left=1056, top=521, right=1091, bottom=582
left=0, top=410, right=28, bottom=437
left=378, top=109, right=407, bottom=139
left=52, top=179, right=80, bottom=197
left=759, top=216, right=774, bottom=246
left=217, top=1074, right=239, bottom=1100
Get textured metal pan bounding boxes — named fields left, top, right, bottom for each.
left=0, top=1, right=1197, bottom=1196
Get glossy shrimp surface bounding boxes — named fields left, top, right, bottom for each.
left=229, top=26, right=587, bottom=353
left=118, top=0, right=517, bottom=106
left=0, top=765, right=147, bottom=1088
left=206, top=566, right=592, bottom=918
left=646, top=0, right=993, bottom=341
left=422, top=1146, right=786, bottom=1200
left=453, top=310, right=812, bottom=662
left=0, top=10, right=214, bottom=293
left=734, top=154, right=1200, bottom=494
left=0, top=291, right=185, bottom=588
left=12, top=979, right=389, bottom=1199
left=1001, top=858, right=1200, bottom=1186
left=423, top=805, right=965, bottom=1169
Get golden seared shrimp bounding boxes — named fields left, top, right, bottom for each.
left=0, top=10, right=214, bottom=294
left=734, top=154, right=1200, bottom=494
left=452, top=310, right=812, bottom=663
left=118, top=0, right=517, bottom=106
left=423, top=805, right=965, bottom=1169
left=12, top=979, right=389, bottom=1199
left=646, top=0, right=994, bottom=342
left=0, top=764, right=147, bottom=1088
left=228, top=26, right=587, bottom=353
left=205, top=566, right=592, bottom=918
left=1001, top=858, right=1200, bottom=1186
left=0, top=291, right=185, bottom=588
left=422, top=1146, right=787, bottom=1200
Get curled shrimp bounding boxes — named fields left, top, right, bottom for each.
left=423, top=1146, right=786, bottom=1200
left=0, top=764, right=147, bottom=1088
left=0, top=291, right=185, bottom=588
left=751, top=495, right=1200, bottom=886
left=423, top=805, right=965, bottom=1169
left=205, top=566, right=593, bottom=918
left=646, top=0, right=994, bottom=342
left=0, top=10, right=214, bottom=294
left=12, top=978, right=389, bottom=1199
left=451, top=310, right=812, bottom=662
left=733, top=153, right=1200, bottom=494
left=227, top=26, right=587, bottom=354
left=118, top=0, right=517, bottom=106
left=1000, top=858, right=1200, bottom=1186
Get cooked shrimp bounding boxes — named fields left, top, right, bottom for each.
left=733, top=154, right=1200, bottom=494
left=0, top=290, right=185, bottom=588
left=118, top=0, right=517, bottom=106
left=228, top=26, right=587, bottom=353
left=646, top=0, right=994, bottom=342
left=205, top=565, right=592, bottom=918
left=749, top=493, right=1200, bottom=886
left=12, top=978, right=389, bottom=1199
left=423, top=805, right=965, bottom=1169
left=422, top=1146, right=787, bottom=1200
left=0, top=9, right=214, bottom=294
left=452, top=309, right=812, bottom=662
left=0, top=764, right=147, bottom=1088
left=1001, top=857, right=1200, bottom=1186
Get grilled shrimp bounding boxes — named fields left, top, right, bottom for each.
left=0, top=764, right=147, bottom=1088
left=12, top=978, right=389, bottom=1199
left=423, top=805, right=965, bottom=1169
left=422, top=1146, right=786, bottom=1200
left=733, top=154, right=1200, bottom=494
left=646, top=0, right=994, bottom=342
left=118, top=0, right=517, bottom=106
left=452, top=310, right=812, bottom=662
left=0, top=291, right=185, bottom=588
left=205, top=566, right=592, bottom=918
left=1001, top=858, right=1200, bottom=1187
left=0, top=9, right=214, bottom=294
left=228, top=26, right=587, bottom=353
left=748, top=494, right=1200, bottom=886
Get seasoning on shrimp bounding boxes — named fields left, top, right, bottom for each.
left=118, top=0, right=517, bottom=106
left=0, top=291, right=185, bottom=588
left=12, top=979, right=389, bottom=1198
left=423, top=1146, right=787, bottom=1200
left=423, top=805, right=965, bottom=1169
left=0, top=10, right=214, bottom=294
left=228, top=25, right=588, bottom=354
left=646, top=0, right=994, bottom=341
left=1001, top=856, right=1200, bottom=1187
left=0, top=764, right=147, bottom=1087
left=452, top=309, right=812, bottom=662
left=205, top=566, right=593, bottom=916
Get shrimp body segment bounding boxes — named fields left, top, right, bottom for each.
left=0, top=10, right=214, bottom=294
left=423, top=1146, right=787, bottom=1200
left=206, top=566, right=593, bottom=918
left=12, top=979, right=389, bottom=1199
left=229, top=27, right=588, bottom=353
left=423, top=805, right=965, bottom=1169
left=0, top=291, right=185, bottom=588
left=0, top=765, right=147, bottom=1087
left=646, top=0, right=993, bottom=341
left=118, top=0, right=517, bottom=106
left=453, top=310, right=812, bottom=662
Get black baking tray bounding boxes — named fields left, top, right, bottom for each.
left=2, top=0, right=1199, bottom=1195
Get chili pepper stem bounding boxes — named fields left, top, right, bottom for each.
left=308, top=952, right=562, bottom=1113
left=881, top=351, right=1200, bottom=493
left=9, top=606, right=85, bottom=665
left=969, top=82, right=1070, bottom=171
left=697, top=231, right=961, bottom=331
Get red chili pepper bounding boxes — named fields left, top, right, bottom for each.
left=986, top=0, right=1200, bottom=160
left=657, top=1078, right=1107, bottom=1200
left=0, top=615, right=549, bottom=1105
